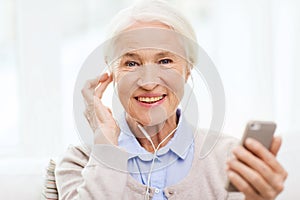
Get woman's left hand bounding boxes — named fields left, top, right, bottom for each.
left=227, top=136, right=288, bottom=200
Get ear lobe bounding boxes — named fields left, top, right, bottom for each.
left=185, top=66, right=191, bottom=82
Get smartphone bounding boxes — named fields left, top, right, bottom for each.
left=225, top=120, right=277, bottom=192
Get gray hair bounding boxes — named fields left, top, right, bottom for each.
left=104, top=0, right=198, bottom=67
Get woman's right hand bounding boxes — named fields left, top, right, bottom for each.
left=81, top=73, right=120, bottom=145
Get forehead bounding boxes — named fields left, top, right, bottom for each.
left=109, top=28, right=187, bottom=62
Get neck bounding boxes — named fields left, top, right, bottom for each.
left=126, top=112, right=178, bottom=153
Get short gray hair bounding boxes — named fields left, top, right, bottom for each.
left=105, top=0, right=198, bottom=67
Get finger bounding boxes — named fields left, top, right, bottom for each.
left=82, top=77, right=101, bottom=102
left=93, top=96, right=112, bottom=121
left=84, top=74, right=104, bottom=89
left=82, top=73, right=109, bottom=102
left=83, top=73, right=109, bottom=91
left=227, top=159, right=274, bottom=198
left=98, top=73, right=109, bottom=82
left=84, top=100, right=113, bottom=132
left=227, top=170, right=262, bottom=200
left=232, top=145, right=283, bottom=192
left=270, top=136, right=282, bottom=156
left=82, top=89, right=94, bottom=105
left=245, top=138, right=288, bottom=179
left=94, top=74, right=113, bottom=98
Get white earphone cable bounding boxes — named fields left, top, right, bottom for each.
left=137, top=124, right=178, bottom=200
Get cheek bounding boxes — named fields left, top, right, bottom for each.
left=115, top=72, right=138, bottom=110
left=117, top=87, right=131, bottom=112
left=166, top=90, right=182, bottom=114
left=160, top=68, right=185, bottom=101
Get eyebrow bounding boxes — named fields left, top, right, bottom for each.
left=154, top=51, right=176, bottom=58
left=122, top=52, right=140, bottom=59
left=122, top=51, right=176, bottom=59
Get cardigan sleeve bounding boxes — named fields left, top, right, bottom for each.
left=55, top=144, right=129, bottom=200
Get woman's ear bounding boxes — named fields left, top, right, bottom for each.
left=185, top=64, right=191, bottom=82
left=108, top=71, right=114, bottom=82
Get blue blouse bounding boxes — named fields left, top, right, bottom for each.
left=118, top=110, right=195, bottom=200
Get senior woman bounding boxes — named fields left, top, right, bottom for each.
left=55, top=0, right=287, bottom=199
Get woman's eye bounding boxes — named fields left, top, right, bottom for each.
left=125, top=61, right=139, bottom=67
left=159, top=59, right=173, bottom=65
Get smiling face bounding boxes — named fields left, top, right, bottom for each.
left=111, top=21, right=190, bottom=126
left=113, top=48, right=189, bottom=126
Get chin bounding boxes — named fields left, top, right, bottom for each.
left=131, top=108, right=173, bottom=127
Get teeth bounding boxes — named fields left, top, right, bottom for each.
left=137, top=96, right=164, bottom=103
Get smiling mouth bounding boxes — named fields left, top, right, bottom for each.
left=135, top=94, right=166, bottom=104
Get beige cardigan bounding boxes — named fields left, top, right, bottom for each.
left=55, top=130, right=245, bottom=200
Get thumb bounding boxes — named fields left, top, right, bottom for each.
left=270, top=136, right=282, bottom=156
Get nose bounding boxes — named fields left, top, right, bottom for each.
left=138, top=81, right=158, bottom=91
left=137, top=64, right=159, bottom=90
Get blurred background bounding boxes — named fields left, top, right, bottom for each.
left=0, top=0, right=299, bottom=199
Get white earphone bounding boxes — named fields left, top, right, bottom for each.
left=137, top=124, right=178, bottom=200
